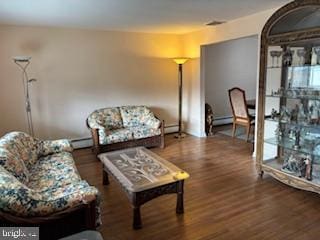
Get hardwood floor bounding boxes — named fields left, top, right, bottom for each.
left=74, top=133, right=320, bottom=240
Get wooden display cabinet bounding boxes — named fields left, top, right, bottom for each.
left=256, top=0, right=320, bottom=193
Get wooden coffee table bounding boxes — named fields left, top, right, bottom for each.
left=98, top=147, right=189, bottom=229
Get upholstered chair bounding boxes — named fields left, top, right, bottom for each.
left=228, top=87, right=255, bottom=142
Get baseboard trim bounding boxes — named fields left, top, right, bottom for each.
left=71, top=137, right=93, bottom=149
left=213, top=116, right=233, bottom=126
left=164, top=125, right=179, bottom=134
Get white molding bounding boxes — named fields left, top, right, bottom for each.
left=213, top=116, right=233, bottom=126
left=164, top=125, right=179, bottom=134
left=71, top=137, right=93, bottom=149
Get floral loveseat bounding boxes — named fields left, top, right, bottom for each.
left=87, top=106, right=164, bottom=154
left=0, top=132, right=100, bottom=239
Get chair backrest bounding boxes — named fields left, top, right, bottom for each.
left=228, top=87, right=250, bottom=120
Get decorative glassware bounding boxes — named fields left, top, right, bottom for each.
left=314, top=46, right=320, bottom=65
left=297, top=49, right=306, bottom=65
left=283, top=48, right=295, bottom=66
left=275, top=51, right=282, bottom=67
left=270, top=51, right=278, bottom=68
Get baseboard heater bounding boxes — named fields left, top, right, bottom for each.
left=213, top=116, right=233, bottom=126
left=71, top=124, right=179, bottom=149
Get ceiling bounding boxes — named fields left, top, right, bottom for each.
left=0, top=0, right=291, bottom=34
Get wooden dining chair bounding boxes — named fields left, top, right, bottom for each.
left=228, top=87, right=255, bottom=142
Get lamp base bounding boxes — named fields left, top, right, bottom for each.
left=174, top=133, right=186, bottom=139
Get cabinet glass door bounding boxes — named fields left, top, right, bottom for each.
left=263, top=44, right=320, bottom=183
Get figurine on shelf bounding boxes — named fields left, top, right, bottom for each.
left=309, top=103, right=319, bottom=125
left=283, top=48, right=294, bottom=66
left=300, top=89, right=307, bottom=96
left=314, top=143, right=320, bottom=156
left=304, top=155, right=313, bottom=181
left=297, top=103, right=307, bottom=123
left=299, top=154, right=313, bottom=181
left=282, top=153, right=300, bottom=174
left=314, top=46, right=320, bottom=65
left=293, top=127, right=301, bottom=150
left=271, top=90, right=275, bottom=96
left=288, top=129, right=296, bottom=140
left=279, top=87, right=285, bottom=97
left=271, top=108, right=278, bottom=120
left=280, top=106, right=291, bottom=123
left=290, top=105, right=298, bottom=123
left=272, top=87, right=285, bottom=97
left=286, top=89, right=294, bottom=97
left=275, top=124, right=286, bottom=141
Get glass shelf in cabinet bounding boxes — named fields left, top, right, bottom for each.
left=265, top=94, right=320, bottom=100
left=264, top=137, right=320, bottom=157
left=267, top=64, right=320, bottom=69
left=265, top=118, right=320, bottom=130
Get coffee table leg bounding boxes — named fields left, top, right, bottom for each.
left=133, top=205, right=142, bottom=229
left=176, top=180, right=184, bottom=214
left=103, top=168, right=110, bottom=185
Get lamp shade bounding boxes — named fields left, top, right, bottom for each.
left=173, top=58, right=189, bottom=65
left=13, top=56, right=31, bottom=62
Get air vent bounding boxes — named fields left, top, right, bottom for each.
left=206, top=20, right=226, bottom=26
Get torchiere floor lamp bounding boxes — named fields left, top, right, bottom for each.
left=173, top=58, right=189, bottom=139
left=13, top=56, right=37, bottom=136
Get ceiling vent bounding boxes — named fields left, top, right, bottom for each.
left=206, top=20, right=226, bottom=26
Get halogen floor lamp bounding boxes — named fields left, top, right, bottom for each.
left=173, top=58, right=189, bottom=139
left=13, top=56, right=37, bottom=136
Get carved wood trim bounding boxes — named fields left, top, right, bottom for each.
left=262, top=0, right=320, bottom=45
left=134, top=182, right=178, bottom=206
left=261, top=165, right=320, bottom=194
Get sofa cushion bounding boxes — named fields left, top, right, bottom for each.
left=120, top=106, right=161, bottom=128
left=0, top=151, right=29, bottom=184
left=129, top=126, right=161, bottom=140
left=27, top=152, right=81, bottom=192
left=87, top=108, right=123, bottom=130
left=98, top=128, right=134, bottom=145
left=0, top=132, right=39, bottom=183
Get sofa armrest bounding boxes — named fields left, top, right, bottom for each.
left=38, top=139, right=73, bottom=156
left=145, top=115, right=161, bottom=129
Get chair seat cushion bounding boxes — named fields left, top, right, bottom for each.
left=129, top=126, right=161, bottom=140
left=98, top=128, right=134, bottom=145
left=27, top=152, right=81, bottom=192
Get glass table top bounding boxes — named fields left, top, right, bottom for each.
left=98, top=147, right=189, bottom=192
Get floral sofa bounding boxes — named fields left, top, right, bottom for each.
left=0, top=131, right=100, bottom=239
left=87, top=106, right=164, bottom=154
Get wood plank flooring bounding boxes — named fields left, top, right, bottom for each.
left=74, top=133, right=320, bottom=240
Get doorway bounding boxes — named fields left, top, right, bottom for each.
left=201, top=35, right=259, bottom=140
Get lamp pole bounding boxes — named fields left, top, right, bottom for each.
left=13, top=56, right=36, bottom=136
left=177, top=63, right=184, bottom=138
left=173, top=58, right=189, bottom=139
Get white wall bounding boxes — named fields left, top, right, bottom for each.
left=204, top=35, right=258, bottom=119
left=0, top=25, right=182, bottom=139
left=0, top=6, right=285, bottom=140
